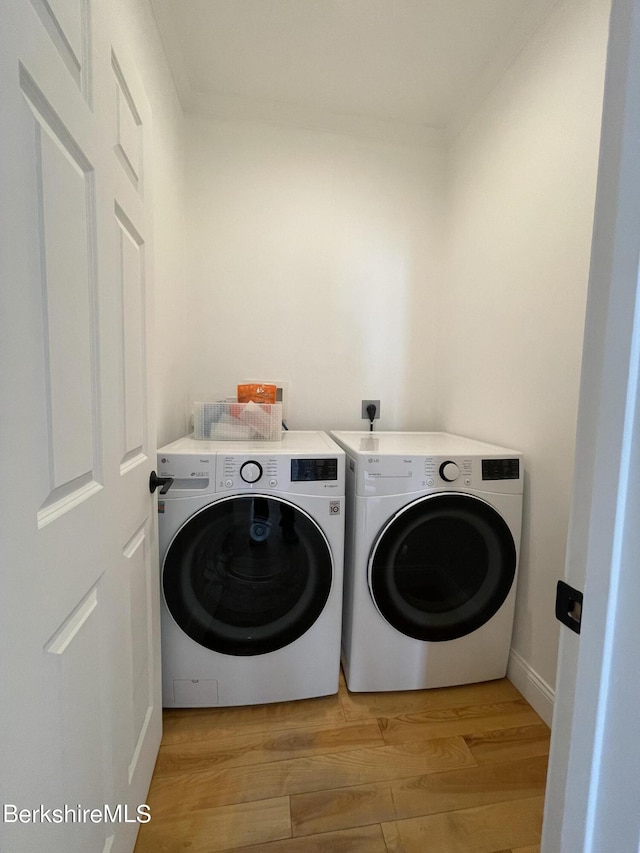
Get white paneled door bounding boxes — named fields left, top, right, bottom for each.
left=0, top=2, right=161, bottom=852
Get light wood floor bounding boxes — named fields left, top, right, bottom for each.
left=134, top=671, right=550, bottom=853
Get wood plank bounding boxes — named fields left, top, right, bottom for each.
left=220, top=823, right=389, bottom=852
left=154, top=721, right=384, bottom=776
left=146, top=737, right=477, bottom=816
left=340, top=678, right=522, bottom=722
left=378, top=698, right=543, bottom=744
left=464, top=725, right=551, bottom=765
left=161, top=692, right=347, bottom=746
left=134, top=796, right=291, bottom=853
left=390, top=755, right=548, bottom=819
left=291, top=781, right=395, bottom=837
left=290, top=755, right=548, bottom=837
left=381, top=795, right=545, bottom=853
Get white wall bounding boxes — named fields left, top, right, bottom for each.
left=443, top=0, right=610, bottom=715
left=114, top=0, right=188, bottom=447
left=184, top=117, right=445, bottom=431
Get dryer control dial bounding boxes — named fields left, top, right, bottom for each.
left=439, top=461, right=460, bottom=482
left=240, top=461, right=263, bottom=483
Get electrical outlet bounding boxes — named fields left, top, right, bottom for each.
left=361, top=399, right=380, bottom=420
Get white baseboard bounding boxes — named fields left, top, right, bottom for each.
left=507, top=648, right=555, bottom=727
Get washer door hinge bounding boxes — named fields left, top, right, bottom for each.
left=555, top=580, right=583, bottom=634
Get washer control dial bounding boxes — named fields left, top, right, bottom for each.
left=240, top=461, right=263, bottom=483
left=439, top=460, right=460, bottom=482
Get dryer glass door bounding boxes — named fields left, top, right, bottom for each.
left=163, top=495, right=333, bottom=655
left=369, top=493, right=516, bottom=642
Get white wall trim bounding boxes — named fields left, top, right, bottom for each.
left=507, top=648, right=555, bottom=727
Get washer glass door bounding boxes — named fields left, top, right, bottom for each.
left=369, top=493, right=516, bottom=642
left=163, top=495, right=333, bottom=655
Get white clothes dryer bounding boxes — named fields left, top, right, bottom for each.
left=156, top=431, right=345, bottom=707
left=329, top=431, right=523, bottom=692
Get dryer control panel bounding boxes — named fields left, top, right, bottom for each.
left=354, top=453, right=522, bottom=496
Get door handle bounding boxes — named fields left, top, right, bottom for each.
left=149, top=471, right=174, bottom=495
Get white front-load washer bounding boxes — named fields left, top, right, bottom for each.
left=329, top=431, right=523, bottom=692
left=156, top=431, right=345, bottom=707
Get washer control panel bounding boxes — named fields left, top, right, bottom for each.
left=216, top=454, right=343, bottom=493
left=219, top=455, right=280, bottom=490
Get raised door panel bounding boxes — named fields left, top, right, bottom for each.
left=44, top=583, right=111, bottom=853
left=112, top=51, right=143, bottom=192
left=115, top=205, right=147, bottom=473
left=124, top=523, right=155, bottom=784
left=18, top=67, right=102, bottom=529
left=29, top=0, right=90, bottom=95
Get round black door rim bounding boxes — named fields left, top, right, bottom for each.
left=368, top=492, right=516, bottom=643
left=163, top=494, right=333, bottom=656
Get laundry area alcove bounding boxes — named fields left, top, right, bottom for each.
left=152, top=0, right=609, bottom=726
left=146, top=2, right=609, bottom=848
left=2, top=0, right=622, bottom=851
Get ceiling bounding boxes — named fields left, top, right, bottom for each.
left=150, top=0, right=560, bottom=142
